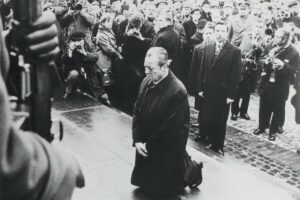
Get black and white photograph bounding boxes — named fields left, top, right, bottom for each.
left=1, top=0, right=300, bottom=199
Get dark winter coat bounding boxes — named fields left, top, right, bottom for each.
left=189, top=43, right=205, bottom=109
left=131, top=71, right=190, bottom=197
left=259, top=44, right=299, bottom=101
left=197, top=41, right=242, bottom=123
left=151, top=26, right=181, bottom=79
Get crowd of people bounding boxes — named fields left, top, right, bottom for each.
left=30, top=0, right=300, bottom=148
left=2, top=0, right=299, bottom=150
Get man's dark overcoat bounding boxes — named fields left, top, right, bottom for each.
left=131, top=72, right=190, bottom=197
left=257, top=44, right=299, bottom=130
left=189, top=43, right=205, bottom=109
left=259, top=44, right=299, bottom=102
left=197, top=41, right=242, bottom=150
left=151, top=26, right=181, bottom=77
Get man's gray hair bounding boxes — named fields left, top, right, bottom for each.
left=277, top=27, right=291, bottom=41
left=158, top=12, right=174, bottom=25
left=146, top=47, right=171, bottom=67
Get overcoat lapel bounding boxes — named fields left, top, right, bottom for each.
left=211, top=41, right=230, bottom=68
left=207, top=43, right=215, bottom=68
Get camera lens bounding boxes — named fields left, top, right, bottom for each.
left=75, top=3, right=83, bottom=11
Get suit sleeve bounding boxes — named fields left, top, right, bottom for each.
left=197, top=46, right=206, bottom=93
left=280, top=50, right=299, bottom=78
left=141, top=23, right=156, bottom=47
left=132, top=78, right=149, bottom=145
left=228, top=49, right=242, bottom=99
left=189, top=46, right=202, bottom=96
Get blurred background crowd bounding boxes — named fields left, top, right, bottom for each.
left=1, top=0, right=299, bottom=137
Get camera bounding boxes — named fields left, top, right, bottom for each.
left=75, top=44, right=83, bottom=50
left=71, top=0, right=83, bottom=11
left=265, top=28, right=273, bottom=36
left=74, top=3, right=83, bottom=11
left=132, top=31, right=139, bottom=37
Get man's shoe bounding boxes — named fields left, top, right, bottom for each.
left=209, top=146, right=224, bottom=156
left=268, top=133, right=276, bottom=141
left=240, top=113, right=250, bottom=120
left=188, top=162, right=203, bottom=189
left=277, top=127, right=284, bottom=134
left=253, top=128, right=265, bottom=135
left=231, top=114, right=238, bottom=121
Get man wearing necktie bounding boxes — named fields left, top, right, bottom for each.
left=197, top=21, right=242, bottom=154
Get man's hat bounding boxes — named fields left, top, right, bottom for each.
left=288, top=0, right=298, bottom=8
left=191, top=8, right=201, bottom=14
left=110, top=0, right=120, bottom=4
left=197, top=19, right=207, bottom=29
left=202, top=0, right=210, bottom=6
left=105, top=5, right=115, bottom=13
left=237, top=0, right=250, bottom=7
left=155, top=0, right=168, bottom=7
left=223, top=3, right=234, bottom=9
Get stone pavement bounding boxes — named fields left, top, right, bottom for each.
left=52, top=95, right=300, bottom=200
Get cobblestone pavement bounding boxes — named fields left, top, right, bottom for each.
left=188, top=88, right=300, bottom=193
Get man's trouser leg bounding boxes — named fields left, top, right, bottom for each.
left=240, top=91, right=250, bottom=115
left=270, top=99, right=286, bottom=132
left=66, top=70, right=79, bottom=94
left=259, top=97, right=272, bottom=130
left=231, top=97, right=240, bottom=115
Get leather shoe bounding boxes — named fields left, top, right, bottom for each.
left=268, top=133, right=276, bottom=141
left=231, top=114, right=238, bottom=121
left=277, top=127, right=284, bottom=134
left=209, top=146, right=224, bottom=156
left=253, top=128, right=265, bottom=135
left=240, top=113, right=250, bottom=120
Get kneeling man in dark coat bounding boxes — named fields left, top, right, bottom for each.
left=131, top=47, right=203, bottom=197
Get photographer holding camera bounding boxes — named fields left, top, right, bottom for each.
left=253, top=28, right=300, bottom=141
left=61, top=0, right=97, bottom=50
left=62, top=32, right=108, bottom=101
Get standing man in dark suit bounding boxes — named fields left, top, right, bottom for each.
left=182, top=8, right=202, bottom=88
left=197, top=21, right=242, bottom=154
left=231, top=19, right=264, bottom=121
left=151, top=12, right=181, bottom=79
left=253, top=28, right=300, bottom=141
left=189, top=22, right=215, bottom=135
